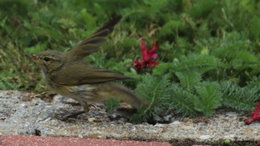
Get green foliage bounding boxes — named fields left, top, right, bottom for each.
left=175, top=71, right=201, bottom=90
left=220, top=81, right=260, bottom=111
left=104, top=98, right=121, bottom=113
left=188, top=0, right=217, bottom=19
left=250, top=16, right=260, bottom=40
left=133, top=74, right=171, bottom=122
left=167, top=84, right=198, bottom=116
left=153, top=54, right=224, bottom=76
left=0, top=0, right=259, bottom=122
left=193, top=82, right=222, bottom=116
left=172, top=54, right=224, bottom=74
left=159, top=19, right=185, bottom=38
left=133, top=75, right=224, bottom=122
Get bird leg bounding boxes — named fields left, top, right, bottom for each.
left=56, top=103, right=99, bottom=121
left=58, top=110, right=86, bottom=121
left=55, top=103, right=91, bottom=121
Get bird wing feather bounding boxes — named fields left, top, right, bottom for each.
left=67, top=16, right=121, bottom=61
left=50, top=62, right=131, bottom=85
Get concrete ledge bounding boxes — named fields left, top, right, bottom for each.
left=0, top=90, right=259, bottom=143
left=0, top=135, right=171, bottom=146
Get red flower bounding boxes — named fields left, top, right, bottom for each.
left=245, top=101, right=260, bottom=125
left=133, top=39, right=159, bottom=72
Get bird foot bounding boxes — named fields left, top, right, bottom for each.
left=55, top=110, right=86, bottom=121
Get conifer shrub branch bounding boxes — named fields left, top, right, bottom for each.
left=133, top=74, right=171, bottom=122
left=171, top=54, right=224, bottom=74
left=175, top=71, right=201, bottom=91
left=220, top=81, right=260, bottom=111
left=167, top=84, right=199, bottom=117
left=193, top=82, right=222, bottom=116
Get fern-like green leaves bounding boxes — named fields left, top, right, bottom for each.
left=172, top=54, right=224, bottom=74
left=167, top=84, right=198, bottom=117
left=220, top=81, right=260, bottom=111
left=194, top=82, right=222, bottom=116
left=133, top=74, right=171, bottom=122
left=175, top=71, right=201, bottom=91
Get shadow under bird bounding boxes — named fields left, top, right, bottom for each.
left=28, top=16, right=146, bottom=119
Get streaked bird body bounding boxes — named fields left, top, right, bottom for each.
left=28, top=17, right=146, bottom=114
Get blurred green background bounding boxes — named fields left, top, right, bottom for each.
left=0, top=0, right=259, bottom=121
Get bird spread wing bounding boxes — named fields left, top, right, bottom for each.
left=67, top=16, right=121, bottom=61
left=49, top=62, right=131, bottom=86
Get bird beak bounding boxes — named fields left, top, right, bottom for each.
left=26, top=54, right=37, bottom=61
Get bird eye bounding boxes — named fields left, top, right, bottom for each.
left=43, top=57, right=51, bottom=62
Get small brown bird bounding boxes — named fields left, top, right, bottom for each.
left=28, top=16, right=146, bottom=119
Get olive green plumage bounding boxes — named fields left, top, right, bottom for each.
left=29, top=17, right=146, bottom=115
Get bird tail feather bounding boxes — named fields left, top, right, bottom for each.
left=99, top=83, right=146, bottom=108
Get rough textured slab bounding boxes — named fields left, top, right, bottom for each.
left=0, top=90, right=259, bottom=142
left=0, top=135, right=171, bottom=146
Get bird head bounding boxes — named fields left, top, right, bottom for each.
left=27, top=50, right=65, bottom=73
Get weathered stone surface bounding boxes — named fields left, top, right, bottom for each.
left=0, top=90, right=259, bottom=142
left=0, top=135, right=171, bottom=146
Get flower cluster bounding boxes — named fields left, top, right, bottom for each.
left=245, top=101, right=260, bottom=125
left=133, top=39, right=159, bottom=72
